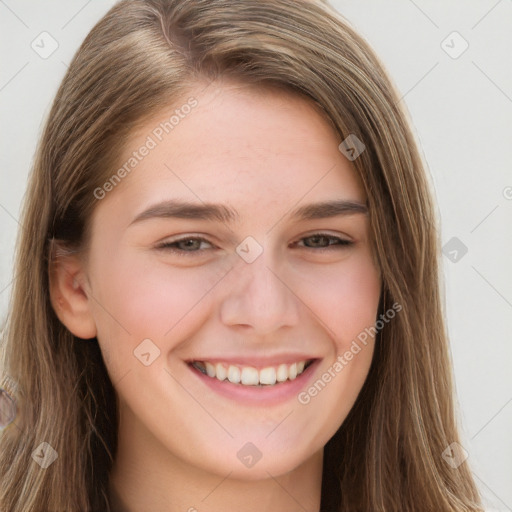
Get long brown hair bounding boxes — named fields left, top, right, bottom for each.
left=0, top=0, right=484, bottom=510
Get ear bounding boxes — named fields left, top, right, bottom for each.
left=48, top=242, right=97, bottom=340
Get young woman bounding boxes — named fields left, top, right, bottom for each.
left=0, top=0, right=484, bottom=510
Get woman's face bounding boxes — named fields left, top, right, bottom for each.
left=81, top=81, right=381, bottom=479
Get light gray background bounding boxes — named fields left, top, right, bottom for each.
left=0, top=1, right=511, bottom=510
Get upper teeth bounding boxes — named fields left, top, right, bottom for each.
left=193, top=360, right=309, bottom=386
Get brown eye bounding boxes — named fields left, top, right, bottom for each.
left=156, top=236, right=214, bottom=254
left=297, top=233, right=353, bottom=250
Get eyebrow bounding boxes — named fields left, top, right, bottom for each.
left=129, top=198, right=368, bottom=226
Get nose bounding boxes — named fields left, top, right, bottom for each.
left=219, top=248, right=301, bottom=335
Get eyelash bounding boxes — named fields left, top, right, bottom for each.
left=155, top=233, right=353, bottom=256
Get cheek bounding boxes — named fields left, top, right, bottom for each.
left=294, top=253, right=381, bottom=348
left=92, top=251, right=229, bottom=332
left=286, top=255, right=381, bottom=446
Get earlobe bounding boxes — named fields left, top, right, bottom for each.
left=48, top=244, right=97, bottom=340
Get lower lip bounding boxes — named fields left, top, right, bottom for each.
left=187, top=359, right=321, bottom=406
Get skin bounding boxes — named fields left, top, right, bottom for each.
left=50, top=79, right=381, bottom=512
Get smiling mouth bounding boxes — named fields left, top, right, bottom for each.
left=189, top=359, right=315, bottom=387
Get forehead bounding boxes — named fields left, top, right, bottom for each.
left=163, top=81, right=341, bottom=162
left=95, top=81, right=366, bottom=225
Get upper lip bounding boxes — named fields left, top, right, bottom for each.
left=186, top=355, right=319, bottom=370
